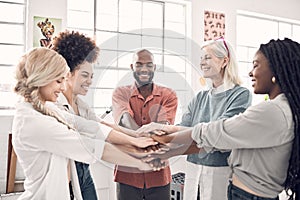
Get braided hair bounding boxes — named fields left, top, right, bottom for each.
left=14, top=47, right=74, bottom=130
left=259, top=38, right=300, bottom=199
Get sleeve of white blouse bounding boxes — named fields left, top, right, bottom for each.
left=70, top=114, right=112, bottom=141
left=192, top=100, right=293, bottom=150
left=47, top=102, right=112, bottom=141
left=18, top=115, right=106, bottom=164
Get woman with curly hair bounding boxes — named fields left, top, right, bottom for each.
left=12, top=47, right=155, bottom=200
left=52, top=30, right=101, bottom=200
left=52, top=30, right=156, bottom=200
left=138, top=38, right=300, bottom=200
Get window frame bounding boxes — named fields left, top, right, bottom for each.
left=0, top=0, right=26, bottom=109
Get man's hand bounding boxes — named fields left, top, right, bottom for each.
left=147, top=158, right=167, bottom=171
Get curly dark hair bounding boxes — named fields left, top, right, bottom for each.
left=52, top=30, right=100, bottom=72
left=259, top=38, right=300, bottom=200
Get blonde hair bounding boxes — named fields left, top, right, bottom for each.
left=14, top=47, right=73, bottom=129
left=201, top=39, right=242, bottom=88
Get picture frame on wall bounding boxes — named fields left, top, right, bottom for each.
left=33, top=16, right=62, bottom=48
left=204, top=10, right=225, bottom=41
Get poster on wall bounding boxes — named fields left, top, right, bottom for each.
left=204, top=10, right=225, bottom=41
left=33, top=16, right=62, bottom=48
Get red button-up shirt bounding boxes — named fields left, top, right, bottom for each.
left=112, top=83, right=178, bottom=188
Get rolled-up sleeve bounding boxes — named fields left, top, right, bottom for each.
left=157, top=90, right=178, bottom=124
left=112, top=86, right=134, bottom=124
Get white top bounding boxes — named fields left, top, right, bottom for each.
left=210, top=82, right=235, bottom=94
left=56, top=93, right=111, bottom=140
left=56, top=94, right=99, bottom=120
left=12, top=101, right=111, bottom=200
left=192, top=94, right=294, bottom=197
left=55, top=94, right=113, bottom=199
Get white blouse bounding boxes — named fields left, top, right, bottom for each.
left=12, top=101, right=111, bottom=200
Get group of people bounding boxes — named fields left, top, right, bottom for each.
left=11, top=28, right=300, bottom=200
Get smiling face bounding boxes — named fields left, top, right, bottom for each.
left=131, top=51, right=156, bottom=86
left=200, top=46, right=228, bottom=86
left=249, top=50, right=279, bottom=98
left=68, top=61, right=94, bottom=96
left=39, top=77, right=66, bottom=103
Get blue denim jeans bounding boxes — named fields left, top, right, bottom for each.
left=227, top=181, right=279, bottom=200
left=75, top=161, right=98, bottom=200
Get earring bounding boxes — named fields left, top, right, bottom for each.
left=199, top=77, right=206, bottom=86
left=271, top=76, right=276, bottom=84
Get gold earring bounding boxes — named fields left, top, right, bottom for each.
left=199, top=77, right=206, bottom=86
left=271, top=76, right=276, bottom=84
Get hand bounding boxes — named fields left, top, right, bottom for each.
left=137, top=162, right=154, bottom=171
left=142, top=143, right=185, bottom=161
left=138, top=130, right=167, bottom=138
left=136, top=122, right=179, bottom=136
left=150, top=134, right=174, bottom=144
left=144, top=144, right=170, bottom=152
left=131, top=137, right=158, bottom=148
left=137, top=159, right=166, bottom=171
left=148, top=158, right=167, bottom=171
left=116, top=144, right=167, bottom=159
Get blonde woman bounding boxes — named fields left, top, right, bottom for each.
left=176, top=38, right=251, bottom=200
left=12, top=47, right=154, bottom=200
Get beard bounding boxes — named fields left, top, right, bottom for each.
left=133, top=71, right=154, bottom=86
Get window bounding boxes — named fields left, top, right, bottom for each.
left=236, top=10, right=300, bottom=104
left=0, top=0, right=26, bottom=109
left=68, top=0, right=192, bottom=123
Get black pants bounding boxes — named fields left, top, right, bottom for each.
left=69, top=181, right=74, bottom=200
left=296, top=183, right=300, bottom=200
left=117, top=182, right=170, bottom=200
left=227, top=181, right=279, bottom=200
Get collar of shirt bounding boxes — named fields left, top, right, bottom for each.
left=57, top=93, right=76, bottom=114
left=210, top=82, right=235, bottom=94
left=130, top=83, right=161, bottom=98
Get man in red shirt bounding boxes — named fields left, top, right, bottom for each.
left=112, top=49, right=178, bottom=200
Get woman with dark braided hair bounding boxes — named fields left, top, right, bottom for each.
left=135, top=38, right=300, bottom=199
left=258, top=38, right=300, bottom=200
left=12, top=47, right=156, bottom=200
